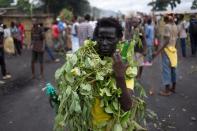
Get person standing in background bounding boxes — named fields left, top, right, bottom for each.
left=144, top=17, right=154, bottom=65
left=10, top=22, right=21, bottom=55
left=40, top=23, right=60, bottom=63
left=52, top=21, right=59, bottom=51
left=71, top=16, right=79, bottom=53
left=178, top=14, right=187, bottom=57
left=153, top=15, right=178, bottom=96
left=18, top=22, right=25, bottom=49
left=65, top=23, right=72, bottom=53
left=78, top=14, right=93, bottom=46
left=57, top=18, right=66, bottom=51
left=189, top=14, right=197, bottom=57
left=3, top=24, right=15, bottom=55
left=31, top=21, right=45, bottom=79
left=0, top=24, right=12, bottom=80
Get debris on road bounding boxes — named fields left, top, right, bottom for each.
left=182, top=108, right=187, bottom=112
left=191, top=117, right=196, bottom=121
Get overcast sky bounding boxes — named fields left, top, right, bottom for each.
left=88, top=0, right=194, bottom=14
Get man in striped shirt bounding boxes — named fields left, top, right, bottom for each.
left=78, top=14, right=93, bottom=46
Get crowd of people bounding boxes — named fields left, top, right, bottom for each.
left=0, top=13, right=197, bottom=92
left=51, top=14, right=95, bottom=53
left=121, top=13, right=197, bottom=96
left=52, top=13, right=197, bottom=130
left=0, top=11, right=197, bottom=131
left=0, top=21, right=25, bottom=80
left=49, top=12, right=197, bottom=97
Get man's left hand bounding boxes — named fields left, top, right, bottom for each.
left=112, top=52, right=128, bottom=78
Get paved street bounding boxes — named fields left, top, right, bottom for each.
left=0, top=48, right=196, bottom=131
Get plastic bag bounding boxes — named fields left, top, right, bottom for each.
left=4, top=37, right=15, bottom=54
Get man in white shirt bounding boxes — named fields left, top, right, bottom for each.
left=71, top=16, right=79, bottom=53
left=178, top=14, right=187, bottom=57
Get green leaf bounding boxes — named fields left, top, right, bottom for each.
left=96, top=72, right=104, bottom=80
left=100, top=60, right=107, bottom=65
left=65, top=73, right=74, bottom=83
left=121, top=121, right=128, bottom=129
left=55, top=63, right=68, bottom=80
left=69, top=100, right=76, bottom=113
left=71, top=67, right=81, bottom=76
left=70, top=54, right=78, bottom=66
left=80, top=84, right=92, bottom=95
left=55, top=68, right=63, bottom=80
left=65, top=62, right=73, bottom=73
left=128, top=124, right=135, bottom=131
left=85, top=57, right=95, bottom=68
left=74, top=101, right=81, bottom=113
left=105, top=106, right=113, bottom=114
left=73, top=92, right=79, bottom=100
left=121, top=111, right=131, bottom=124
left=114, top=123, right=122, bottom=131
left=65, top=86, right=72, bottom=96
left=112, top=101, right=119, bottom=110
left=100, top=88, right=112, bottom=96
left=81, top=84, right=91, bottom=91
left=132, top=121, right=147, bottom=131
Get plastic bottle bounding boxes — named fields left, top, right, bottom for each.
left=121, top=41, right=130, bottom=63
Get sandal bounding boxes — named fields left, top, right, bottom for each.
left=169, top=87, right=176, bottom=93
left=159, top=90, right=172, bottom=96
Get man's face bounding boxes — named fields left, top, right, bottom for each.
left=97, top=27, right=118, bottom=56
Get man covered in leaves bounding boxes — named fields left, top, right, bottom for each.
left=54, top=17, right=146, bottom=131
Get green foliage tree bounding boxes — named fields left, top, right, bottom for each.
left=17, top=0, right=33, bottom=14
left=0, top=0, right=12, bottom=7
left=148, top=0, right=181, bottom=11
left=58, top=8, right=73, bottom=22
left=191, top=0, right=197, bottom=9
left=41, top=0, right=90, bottom=16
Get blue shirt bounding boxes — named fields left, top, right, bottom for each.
left=145, top=24, right=154, bottom=46
left=58, top=21, right=65, bottom=32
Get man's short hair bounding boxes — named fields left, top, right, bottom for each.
left=147, top=18, right=152, bottom=25
left=84, top=14, right=91, bottom=21
left=93, top=17, right=123, bottom=40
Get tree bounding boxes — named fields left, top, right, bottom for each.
left=191, top=0, right=197, bottom=9
left=17, top=0, right=33, bottom=14
left=12, top=0, right=90, bottom=17
left=17, top=0, right=44, bottom=15
left=0, top=0, right=13, bottom=7
left=40, top=0, right=90, bottom=16
left=148, top=0, right=181, bottom=11
left=58, top=8, right=73, bottom=21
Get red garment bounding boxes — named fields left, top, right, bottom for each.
left=18, top=23, right=25, bottom=46
left=52, top=24, right=59, bottom=39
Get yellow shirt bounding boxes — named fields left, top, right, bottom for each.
left=91, top=79, right=134, bottom=128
